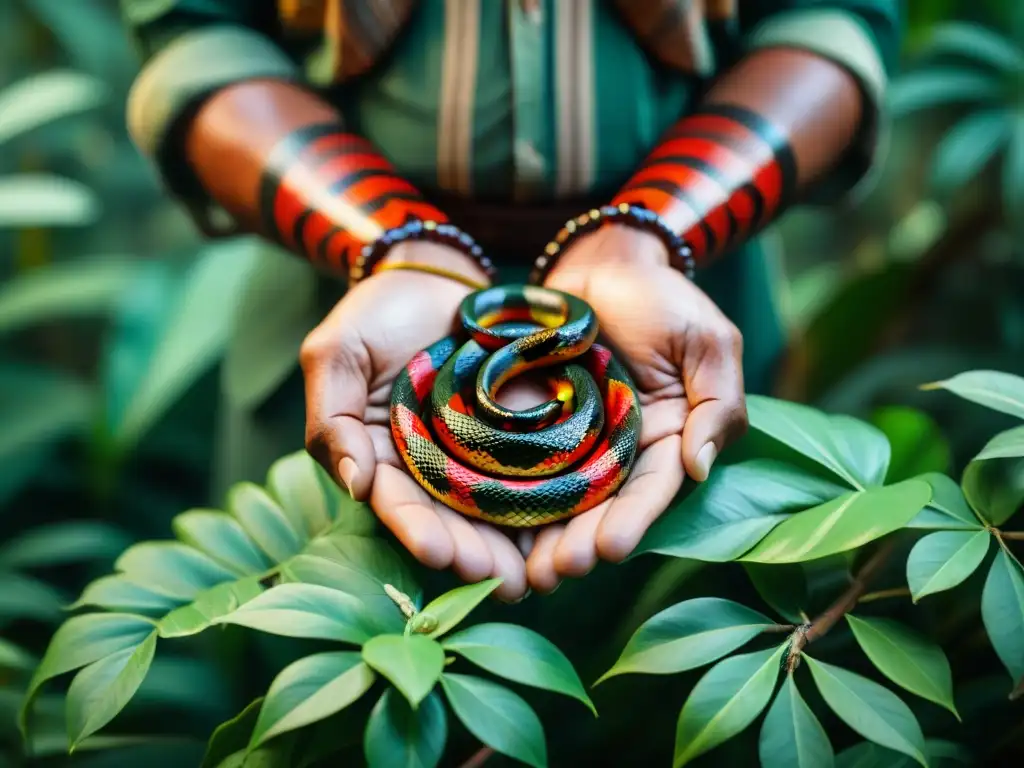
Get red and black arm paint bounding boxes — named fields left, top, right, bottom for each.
left=612, top=48, right=865, bottom=266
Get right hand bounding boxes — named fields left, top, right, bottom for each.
left=300, top=242, right=533, bottom=602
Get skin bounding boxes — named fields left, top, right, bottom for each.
left=185, top=48, right=863, bottom=602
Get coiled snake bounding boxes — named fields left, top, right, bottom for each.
left=390, top=285, right=641, bottom=527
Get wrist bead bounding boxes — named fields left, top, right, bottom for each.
left=354, top=219, right=496, bottom=284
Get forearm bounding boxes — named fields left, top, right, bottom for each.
left=612, top=47, right=864, bottom=265
left=184, top=79, right=490, bottom=284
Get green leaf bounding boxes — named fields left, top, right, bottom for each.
left=442, top=623, right=594, bottom=713
left=746, top=395, right=890, bottom=488
left=201, top=698, right=263, bottom=768
left=441, top=673, right=546, bottom=768
left=0, top=638, right=35, bottom=671
left=228, top=483, right=304, bottom=563
left=65, top=630, right=158, bottom=748
left=0, top=69, right=107, bottom=145
left=907, top=473, right=984, bottom=530
left=673, top=643, right=786, bottom=767
left=362, top=635, right=445, bottom=709
left=836, top=739, right=972, bottom=767
left=115, top=237, right=261, bottom=449
left=744, top=563, right=808, bottom=623
left=266, top=451, right=338, bottom=538
left=1005, top=114, right=1024, bottom=235
left=973, top=425, right=1024, bottom=461
left=980, top=548, right=1024, bottom=683
left=0, top=174, right=100, bottom=228
left=962, top=455, right=1024, bottom=526
left=922, top=370, right=1024, bottom=420
left=888, top=69, right=1006, bottom=116
left=906, top=530, right=991, bottom=600
left=113, top=542, right=238, bottom=600
left=929, top=110, right=1012, bottom=196
left=741, top=480, right=932, bottom=564
left=213, top=583, right=383, bottom=644
left=293, top=532, right=420, bottom=604
left=172, top=510, right=273, bottom=576
left=846, top=615, right=958, bottom=716
left=870, top=407, right=951, bottom=482
left=157, top=577, right=265, bottom=638
left=598, top=598, right=775, bottom=683
left=805, top=656, right=927, bottom=767
left=0, top=522, right=131, bottom=569
left=758, top=676, right=833, bottom=768
left=364, top=689, right=447, bottom=768
left=250, top=651, right=375, bottom=747
left=0, top=368, right=92, bottom=467
left=20, top=614, right=156, bottom=736
left=418, top=578, right=503, bottom=639
left=70, top=575, right=182, bottom=614
left=923, top=22, right=1024, bottom=74
left=0, top=572, right=66, bottom=622
left=636, top=461, right=846, bottom=561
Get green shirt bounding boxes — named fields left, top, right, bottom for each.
left=119, top=0, right=900, bottom=393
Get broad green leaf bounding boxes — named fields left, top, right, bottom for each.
left=228, top=483, right=304, bottom=563
left=115, top=238, right=261, bottom=449
left=846, top=615, right=958, bottom=716
left=213, top=583, right=382, bottom=644
left=636, top=461, right=846, bottom=561
left=65, top=631, right=158, bottom=748
left=922, top=370, right=1024, bottom=420
left=0, top=174, right=100, bottom=228
left=906, top=530, right=991, bottom=600
left=441, top=673, right=546, bottom=768
left=0, top=368, right=92, bottom=465
left=746, top=395, right=890, bottom=488
left=836, top=739, right=972, bottom=767
left=888, top=69, right=1005, bottom=116
left=980, top=549, right=1024, bottom=683
left=0, top=69, right=107, bottom=145
left=70, top=575, right=182, bottom=614
left=201, top=698, right=263, bottom=768
left=870, top=407, right=950, bottom=482
left=419, top=578, right=503, bottom=639
left=907, top=473, right=983, bottom=530
left=172, top=510, right=272, bottom=576
left=924, top=22, right=1024, bottom=74
left=442, top=623, right=594, bottom=713
left=301, top=531, right=420, bottom=603
left=0, top=522, right=131, bottom=569
left=250, top=651, right=375, bottom=747
left=805, top=656, right=927, bottom=767
left=0, top=573, right=65, bottom=622
left=673, top=644, right=786, bottom=767
left=223, top=245, right=317, bottom=413
left=267, top=451, right=337, bottom=538
left=973, top=425, right=1024, bottom=461
left=742, top=480, right=932, bottom=564
left=929, top=110, right=1012, bottom=196
left=0, top=637, right=35, bottom=671
left=758, top=676, right=833, bottom=768
left=364, top=689, right=447, bottom=768
left=962, top=455, right=1024, bottom=526
left=113, top=542, right=237, bottom=600
left=744, top=563, right=808, bottom=623
left=362, top=635, right=445, bottom=709
left=598, top=598, right=775, bottom=683
left=20, top=614, right=156, bottom=735
left=158, top=576, right=265, bottom=638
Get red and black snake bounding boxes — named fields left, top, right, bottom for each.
left=390, top=285, right=642, bottom=527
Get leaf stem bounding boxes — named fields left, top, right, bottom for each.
left=857, top=587, right=911, bottom=604
left=999, top=531, right=1024, bottom=541
left=458, top=746, right=495, bottom=768
left=786, top=539, right=896, bottom=672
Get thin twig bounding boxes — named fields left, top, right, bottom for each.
left=787, top=540, right=896, bottom=672
left=459, top=746, right=495, bottom=768
left=999, top=531, right=1024, bottom=541
left=858, top=587, right=911, bottom=604
left=763, top=624, right=798, bottom=633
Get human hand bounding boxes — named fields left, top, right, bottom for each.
left=301, top=242, right=534, bottom=601
left=529, top=223, right=749, bottom=592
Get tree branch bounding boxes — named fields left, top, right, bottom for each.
left=459, top=746, right=495, bottom=768
left=858, top=587, right=911, bottom=604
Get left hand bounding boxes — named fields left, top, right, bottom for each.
left=527, top=223, right=749, bottom=593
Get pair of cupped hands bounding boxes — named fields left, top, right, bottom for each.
left=301, top=224, right=748, bottom=602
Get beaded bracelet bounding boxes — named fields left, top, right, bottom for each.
left=528, top=202, right=696, bottom=286
left=353, top=219, right=498, bottom=284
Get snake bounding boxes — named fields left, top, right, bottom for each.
left=389, top=284, right=642, bottom=527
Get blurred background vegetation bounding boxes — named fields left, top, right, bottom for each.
left=0, top=0, right=1021, bottom=765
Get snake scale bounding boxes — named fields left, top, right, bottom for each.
left=390, top=285, right=642, bottom=527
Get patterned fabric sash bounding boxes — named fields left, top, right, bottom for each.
left=277, top=0, right=739, bottom=82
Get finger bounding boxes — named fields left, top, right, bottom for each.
left=371, top=465, right=454, bottom=569
left=474, top=523, right=529, bottom=602
left=526, top=524, right=566, bottom=595
left=435, top=507, right=495, bottom=583
left=301, top=332, right=377, bottom=499
left=681, top=324, right=747, bottom=481
left=553, top=504, right=610, bottom=579
left=597, top=435, right=685, bottom=563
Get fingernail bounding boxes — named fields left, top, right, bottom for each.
left=338, top=457, right=357, bottom=496
left=694, top=442, right=718, bottom=482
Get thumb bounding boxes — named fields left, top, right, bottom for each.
left=680, top=325, right=748, bottom=482
left=300, top=333, right=377, bottom=500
